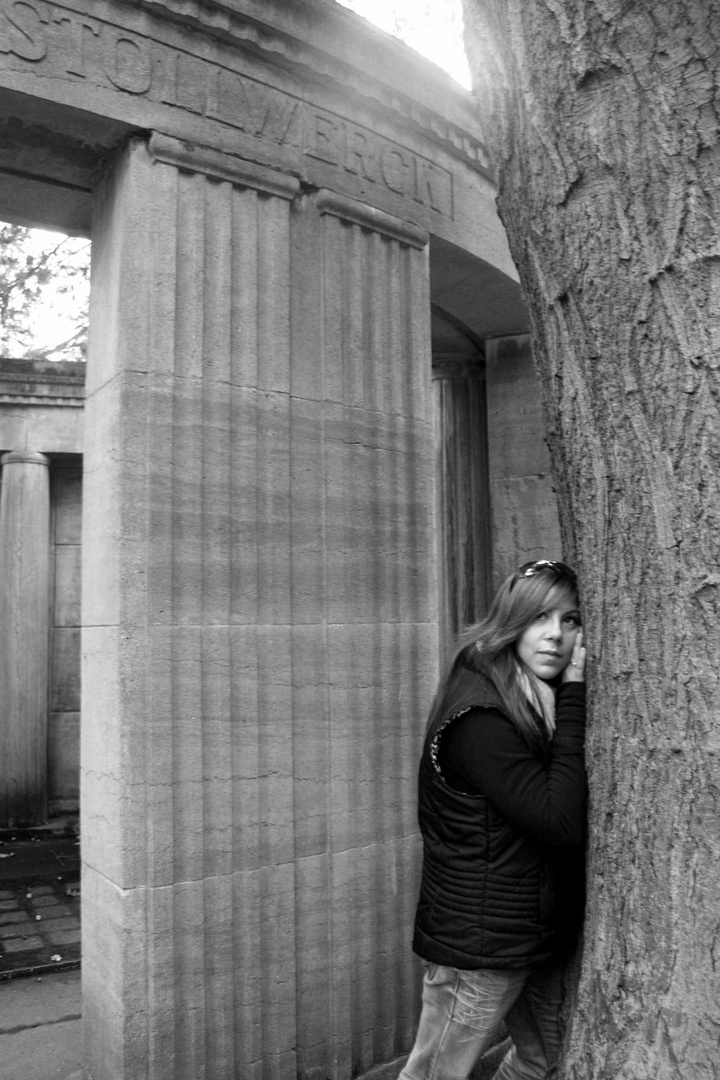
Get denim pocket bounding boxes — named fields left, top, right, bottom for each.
left=424, top=963, right=458, bottom=989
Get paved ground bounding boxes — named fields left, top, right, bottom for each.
left=0, top=825, right=80, bottom=980
left=0, top=820, right=83, bottom=1079
left=0, top=968, right=82, bottom=1080
left=0, top=818, right=505, bottom=1080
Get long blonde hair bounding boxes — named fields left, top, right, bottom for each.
left=428, top=564, right=580, bottom=753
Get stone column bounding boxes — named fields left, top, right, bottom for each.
left=0, top=450, right=50, bottom=827
left=432, top=358, right=492, bottom=653
left=83, top=136, right=437, bottom=1079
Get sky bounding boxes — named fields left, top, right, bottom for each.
left=335, top=0, right=471, bottom=88
left=12, top=2, right=470, bottom=360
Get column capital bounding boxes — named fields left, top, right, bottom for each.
left=315, top=189, right=430, bottom=249
left=1, top=450, right=50, bottom=467
left=147, top=133, right=301, bottom=200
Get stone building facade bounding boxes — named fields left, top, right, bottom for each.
left=0, top=2, right=561, bottom=1077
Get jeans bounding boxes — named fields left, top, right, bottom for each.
left=399, top=958, right=566, bottom=1080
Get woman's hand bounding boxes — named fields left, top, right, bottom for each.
left=562, top=629, right=586, bottom=683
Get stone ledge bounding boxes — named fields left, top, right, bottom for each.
left=0, top=359, right=86, bottom=401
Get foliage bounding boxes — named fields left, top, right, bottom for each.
left=0, top=222, right=90, bottom=363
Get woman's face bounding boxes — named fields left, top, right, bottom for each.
left=516, top=597, right=581, bottom=681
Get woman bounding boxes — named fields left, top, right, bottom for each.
left=400, top=560, right=587, bottom=1080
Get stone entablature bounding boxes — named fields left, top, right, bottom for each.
left=0, top=359, right=85, bottom=453
left=0, top=0, right=488, bottom=171
left=0, top=357, right=85, bottom=404
left=0, top=0, right=512, bottom=271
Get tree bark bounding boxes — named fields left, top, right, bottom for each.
left=462, top=2, right=720, bottom=1076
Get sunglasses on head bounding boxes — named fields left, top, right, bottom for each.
left=511, top=560, right=577, bottom=586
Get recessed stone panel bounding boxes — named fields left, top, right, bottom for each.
left=47, top=710, right=79, bottom=802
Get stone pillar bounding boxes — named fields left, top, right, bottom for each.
left=293, top=190, right=434, bottom=1079
left=432, top=359, right=492, bottom=653
left=83, top=135, right=437, bottom=1079
left=0, top=450, right=50, bottom=827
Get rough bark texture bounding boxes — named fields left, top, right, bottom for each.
left=462, top=2, right=720, bottom=1077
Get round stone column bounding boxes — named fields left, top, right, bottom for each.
left=0, top=450, right=50, bottom=827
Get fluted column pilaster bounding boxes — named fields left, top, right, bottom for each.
left=0, top=450, right=50, bottom=827
left=83, top=135, right=303, bottom=1080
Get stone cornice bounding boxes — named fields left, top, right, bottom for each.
left=0, top=393, right=84, bottom=406
left=0, top=359, right=86, bottom=402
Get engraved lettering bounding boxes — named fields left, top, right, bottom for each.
left=380, top=148, right=410, bottom=195
left=212, top=67, right=250, bottom=127
left=0, top=0, right=48, bottom=61
left=245, top=79, right=276, bottom=136
left=151, top=43, right=179, bottom=106
left=214, top=70, right=302, bottom=146
left=203, top=62, right=221, bottom=119
left=307, top=113, right=340, bottom=165
left=243, top=79, right=298, bottom=143
left=54, top=12, right=100, bottom=78
left=173, top=51, right=209, bottom=114
left=302, top=110, right=452, bottom=216
left=413, top=157, right=451, bottom=215
left=345, top=128, right=376, bottom=183
left=279, top=102, right=303, bottom=148
left=105, top=32, right=152, bottom=94
left=0, top=0, right=456, bottom=219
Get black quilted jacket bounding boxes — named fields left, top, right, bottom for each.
left=412, top=659, right=587, bottom=970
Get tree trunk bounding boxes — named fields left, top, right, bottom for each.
left=462, top=2, right=720, bottom=1076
